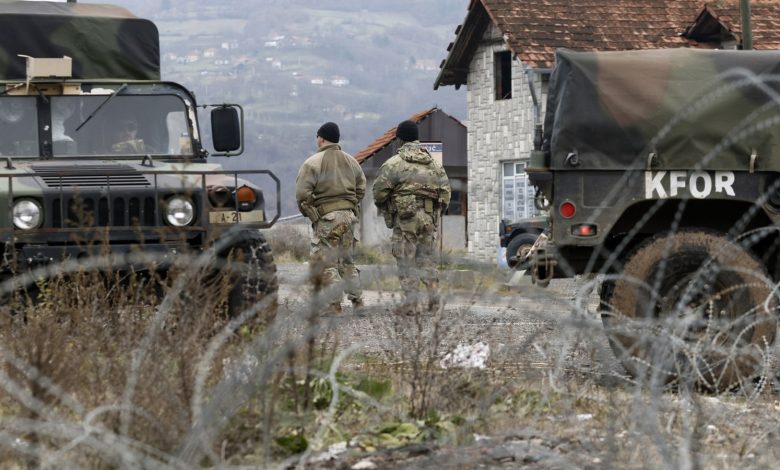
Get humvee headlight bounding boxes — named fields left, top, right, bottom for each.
left=12, top=199, right=43, bottom=230
left=165, top=196, right=195, bottom=226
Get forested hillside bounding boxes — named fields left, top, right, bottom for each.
left=97, top=0, right=468, bottom=215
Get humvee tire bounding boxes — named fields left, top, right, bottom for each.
left=600, top=230, right=776, bottom=391
left=220, top=230, right=279, bottom=322
left=506, top=233, right=539, bottom=269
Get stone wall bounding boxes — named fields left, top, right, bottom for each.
left=465, top=23, right=542, bottom=262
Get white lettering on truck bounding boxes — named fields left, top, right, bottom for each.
left=644, top=171, right=735, bottom=199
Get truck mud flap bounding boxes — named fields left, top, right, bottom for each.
left=529, top=233, right=555, bottom=287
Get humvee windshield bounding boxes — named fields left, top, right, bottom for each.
left=0, top=94, right=193, bottom=158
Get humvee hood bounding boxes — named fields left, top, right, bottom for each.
left=545, top=48, right=780, bottom=171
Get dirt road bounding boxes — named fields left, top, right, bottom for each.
left=276, top=263, right=613, bottom=372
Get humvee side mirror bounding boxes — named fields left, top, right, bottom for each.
left=211, top=105, right=243, bottom=156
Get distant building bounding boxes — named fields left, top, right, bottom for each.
left=330, top=77, right=349, bottom=87
left=203, top=48, right=217, bottom=58
left=310, top=78, right=324, bottom=85
left=354, top=107, right=468, bottom=249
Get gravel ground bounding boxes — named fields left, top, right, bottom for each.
left=275, top=263, right=613, bottom=372
left=273, top=263, right=780, bottom=469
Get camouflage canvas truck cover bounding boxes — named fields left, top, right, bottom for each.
left=527, top=48, right=780, bottom=390
left=0, top=1, right=279, bottom=317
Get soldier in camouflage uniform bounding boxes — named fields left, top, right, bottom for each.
left=373, top=120, right=451, bottom=310
left=296, top=122, right=366, bottom=312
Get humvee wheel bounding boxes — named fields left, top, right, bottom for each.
left=220, top=231, right=279, bottom=323
left=506, top=233, right=538, bottom=269
left=600, top=230, right=776, bottom=391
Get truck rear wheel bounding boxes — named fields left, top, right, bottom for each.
left=506, top=233, right=539, bottom=269
left=220, top=231, right=279, bottom=324
left=600, top=230, right=776, bottom=391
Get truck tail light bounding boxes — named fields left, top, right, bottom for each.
left=572, top=224, right=597, bottom=237
left=559, top=201, right=576, bottom=219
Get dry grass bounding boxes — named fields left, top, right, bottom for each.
left=265, top=224, right=310, bottom=262
left=0, top=241, right=776, bottom=468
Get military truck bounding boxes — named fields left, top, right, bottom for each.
left=527, top=48, right=780, bottom=389
left=0, top=1, right=279, bottom=315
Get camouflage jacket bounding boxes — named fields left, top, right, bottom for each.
left=373, top=142, right=451, bottom=216
left=295, top=143, right=366, bottom=215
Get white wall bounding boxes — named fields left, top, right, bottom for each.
left=465, top=23, right=540, bottom=262
left=360, top=177, right=467, bottom=250
left=360, top=178, right=392, bottom=246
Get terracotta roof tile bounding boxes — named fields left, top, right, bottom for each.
left=354, top=108, right=439, bottom=164
left=436, top=0, right=703, bottom=86
left=483, top=0, right=703, bottom=68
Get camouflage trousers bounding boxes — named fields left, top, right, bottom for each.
left=310, top=209, right=362, bottom=306
left=391, top=210, right=439, bottom=304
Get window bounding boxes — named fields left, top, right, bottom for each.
left=494, top=50, right=512, bottom=100
left=502, top=161, right=540, bottom=220
left=50, top=95, right=193, bottom=157
left=0, top=97, right=39, bottom=156
left=446, top=178, right=467, bottom=216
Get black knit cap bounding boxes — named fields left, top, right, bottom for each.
left=317, top=122, right=340, bottom=143
left=396, top=120, right=419, bottom=142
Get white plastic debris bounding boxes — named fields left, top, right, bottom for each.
left=329, top=441, right=347, bottom=455
left=576, top=413, right=593, bottom=421
left=440, top=342, right=490, bottom=369
left=352, top=459, right=378, bottom=469
left=309, top=441, right=348, bottom=463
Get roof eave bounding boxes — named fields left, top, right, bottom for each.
left=434, top=0, right=491, bottom=90
left=681, top=3, right=736, bottom=43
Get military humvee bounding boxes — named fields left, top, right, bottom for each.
left=527, top=48, right=780, bottom=389
left=0, top=1, right=279, bottom=315
left=499, top=216, right=546, bottom=269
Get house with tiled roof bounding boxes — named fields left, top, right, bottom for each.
left=434, top=0, right=706, bottom=262
left=682, top=1, right=780, bottom=49
left=355, top=108, right=467, bottom=248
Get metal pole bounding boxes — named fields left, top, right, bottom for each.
left=741, top=0, right=753, bottom=50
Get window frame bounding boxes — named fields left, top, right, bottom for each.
left=501, top=160, right=539, bottom=221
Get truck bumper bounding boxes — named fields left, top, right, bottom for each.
left=13, top=243, right=200, bottom=272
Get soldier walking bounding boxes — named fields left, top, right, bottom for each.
left=296, top=122, right=366, bottom=312
left=373, top=120, right=451, bottom=311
